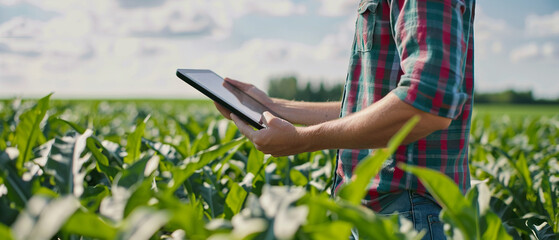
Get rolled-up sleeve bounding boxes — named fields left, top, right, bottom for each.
left=391, top=0, right=470, bottom=119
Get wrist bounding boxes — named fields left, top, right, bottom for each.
left=298, top=123, right=328, bottom=152
left=270, top=98, right=287, bottom=111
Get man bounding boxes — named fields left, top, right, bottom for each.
left=215, top=0, right=475, bottom=239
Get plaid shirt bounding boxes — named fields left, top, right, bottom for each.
left=335, top=0, right=475, bottom=211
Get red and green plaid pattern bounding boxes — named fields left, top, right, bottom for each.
left=335, top=0, right=475, bottom=211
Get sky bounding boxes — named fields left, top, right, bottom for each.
left=0, top=0, right=558, bottom=99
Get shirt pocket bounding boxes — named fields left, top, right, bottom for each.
left=355, top=0, right=380, bottom=52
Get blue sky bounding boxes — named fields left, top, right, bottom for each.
left=1, top=0, right=558, bottom=99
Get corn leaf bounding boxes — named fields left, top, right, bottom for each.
left=116, top=207, right=169, bottom=240
left=0, top=148, right=32, bottom=207
left=15, top=93, right=52, bottom=172
left=400, top=164, right=477, bottom=240
left=124, top=115, right=150, bottom=164
left=11, top=195, right=80, bottom=240
left=290, top=169, right=308, bottom=186
left=44, top=130, right=93, bottom=197
left=224, top=183, right=248, bottom=219
left=61, top=210, right=117, bottom=239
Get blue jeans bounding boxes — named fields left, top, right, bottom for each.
left=351, top=191, right=446, bottom=240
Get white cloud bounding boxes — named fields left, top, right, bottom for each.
left=474, top=7, right=512, bottom=59
left=491, top=41, right=503, bottom=54
left=510, top=43, right=539, bottom=63
left=0, top=37, right=190, bottom=97
left=233, top=0, right=306, bottom=17
left=474, top=8, right=511, bottom=41
left=526, top=11, right=559, bottom=37
left=1, top=0, right=307, bottom=39
left=0, top=17, right=45, bottom=37
left=541, top=42, right=558, bottom=58
left=509, top=42, right=559, bottom=63
left=315, top=0, right=358, bottom=17
left=475, top=18, right=508, bottom=38
left=315, top=16, right=354, bottom=60
left=114, top=2, right=227, bottom=38
left=0, top=0, right=22, bottom=5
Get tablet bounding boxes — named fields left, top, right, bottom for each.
left=176, top=69, right=275, bottom=129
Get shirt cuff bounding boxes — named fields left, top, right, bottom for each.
left=392, top=79, right=469, bottom=119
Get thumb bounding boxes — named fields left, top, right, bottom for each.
left=262, top=111, right=275, bottom=125
left=224, top=77, right=252, bottom=91
left=262, top=111, right=287, bottom=127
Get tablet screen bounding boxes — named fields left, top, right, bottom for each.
left=177, top=69, right=272, bottom=129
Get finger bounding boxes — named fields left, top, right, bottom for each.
left=225, top=78, right=272, bottom=106
left=230, top=113, right=256, bottom=139
left=214, top=102, right=232, bottom=120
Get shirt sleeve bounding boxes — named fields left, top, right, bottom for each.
left=391, top=0, right=470, bottom=119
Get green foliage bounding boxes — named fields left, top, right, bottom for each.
left=470, top=114, right=559, bottom=239
left=0, top=222, right=13, bottom=240
left=306, top=195, right=423, bottom=240
left=400, top=164, right=511, bottom=240
left=0, top=96, right=557, bottom=239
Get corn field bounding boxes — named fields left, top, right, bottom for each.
left=0, top=94, right=557, bottom=240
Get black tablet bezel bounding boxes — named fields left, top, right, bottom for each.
left=176, top=69, right=268, bottom=130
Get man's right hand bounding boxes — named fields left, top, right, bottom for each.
left=213, top=77, right=276, bottom=120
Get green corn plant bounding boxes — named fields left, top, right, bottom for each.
left=400, top=164, right=512, bottom=240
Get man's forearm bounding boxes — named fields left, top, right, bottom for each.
left=272, top=99, right=341, bottom=126
left=300, top=93, right=451, bottom=151
left=228, top=92, right=451, bottom=157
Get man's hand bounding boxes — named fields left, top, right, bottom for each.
left=230, top=111, right=309, bottom=157
left=214, top=78, right=275, bottom=120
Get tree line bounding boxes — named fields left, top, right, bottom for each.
left=474, top=90, right=559, bottom=104
left=267, top=76, right=343, bottom=102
